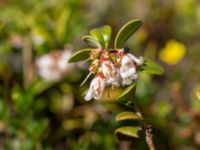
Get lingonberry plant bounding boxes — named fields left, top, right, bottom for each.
left=68, top=19, right=164, bottom=150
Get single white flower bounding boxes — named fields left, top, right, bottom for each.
left=84, top=75, right=105, bottom=101
left=57, top=50, right=74, bottom=73
left=36, top=54, right=54, bottom=69
left=120, top=54, right=143, bottom=86
left=36, top=54, right=60, bottom=81
left=127, top=54, right=143, bottom=66
left=38, top=68, right=61, bottom=81
left=101, top=59, right=120, bottom=87
left=36, top=49, right=75, bottom=81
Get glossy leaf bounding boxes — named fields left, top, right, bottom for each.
left=90, top=25, right=112, bottom=48
left=114, top=19, right=142, bottom=48
left=140, top=59, right=164, bottom=75
left=100, top=25, right=112, bottom=47
left=118, top=83, right=136, bottom=101
left=116, top=111, right=143, bottom=122
left=115, top=126, right=140, bottom=138
left=68, top=49, right=91, bottom=62
left=90, top=28, right=104, bottom=45
left=82, top=35, right=102, bottom=48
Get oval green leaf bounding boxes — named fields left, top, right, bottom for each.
left=90, top=25, right=112, bottom=48
left=140, top=59, right=164, bottom=75
left=90, top=28, right=104, bottom=45
left=115, top=126, right=140, bottom=138
left=82, top=35, right=102, bottom=49
left=68, top=49, right=91, bottom=62
left=118, top=83, right=136, bottom=101
left=114, top=19, right=142, bottom=48
left=100, top=25, right=112, bottom=47
left=116, top=111, right=143, bottom=122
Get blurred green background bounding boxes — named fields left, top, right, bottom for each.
left=0, top=0, right=200, bottom=149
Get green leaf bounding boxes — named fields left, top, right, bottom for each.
left=82, top=35, right=102, bottom=48
left=12, top=85, right=34, bottom=113
left=118, top=83, right=136, bottom=101
left=140, top=59, right=164, bottom=75
left=90, top=28, right=104, bottom=45
left=115, top=126, right=140, bottom=138
left=114, top=19, right=142, bottom=48
left=90, top=25, right=112, bottom=48
left=116, top=111, right=143, bottom=122
left=31, top=79, right=54, bottom=96
left=100, top=25, right=112, bottom=47
left=55, top=9, right=70, bottom=43
left=68, top=49, right=91, bottom=62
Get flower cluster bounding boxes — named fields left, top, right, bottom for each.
left=36, top=49, right=75, bottom=81
left=85, top=48, right=143, bottom=101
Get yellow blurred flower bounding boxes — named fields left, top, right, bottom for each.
left=196, top=90, right=200, bottom=101
left=159, top=40, right=186, bottom=65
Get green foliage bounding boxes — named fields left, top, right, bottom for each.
left=116, top=111, right=143, bottom=122
left=68, top=19, right=164, bottom=142
left=83, top=25, right=113, bottom=49
left=12, top=85, right=34, bottom=113
left=114, top=19, right=142, bottom=48
left=117, top=83, right=136, bottom=102
left=140, top=59, right=164, bottom=75
left=115, top=126, right=140, bottom=138
left=82, top=35, right=102, bottom=48
left=90, top=25, right=112, bottom=48
left=68, top=48, right=91, bottom=62
left=69, top=19, right=142, bottom=59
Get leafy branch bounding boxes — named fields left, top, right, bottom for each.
left=68, top=19, right=164, bottom=150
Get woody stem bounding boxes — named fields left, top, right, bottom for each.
left=132, top=97, right=155, bottom=150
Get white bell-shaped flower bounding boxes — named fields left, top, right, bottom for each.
left=36, top=54, right=61, bottom=81
left=36, top=49, right=75, bottom=81
left=101, top=60, right=120, bottom=87
left=127, top=54, right=143, bottom=65
left=84, top=75, right=105, bottom=101
left=120, top=54, right=143, bottom=86
left=57, top=50, right=74, bottom=73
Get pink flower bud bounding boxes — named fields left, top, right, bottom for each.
left=85, top=76, right=105, bottom=101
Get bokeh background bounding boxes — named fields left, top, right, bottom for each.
left=0, top=0, right=200, bottom=149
